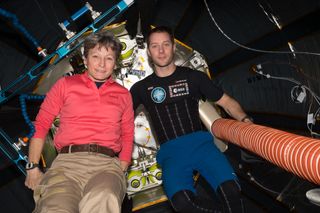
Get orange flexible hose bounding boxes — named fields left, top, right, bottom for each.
left=211, top=118, right=320, bottom=185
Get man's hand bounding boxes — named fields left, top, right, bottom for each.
left=25, top=168, right=43, bottom=190
left=241, top=115, right=254, bottom=124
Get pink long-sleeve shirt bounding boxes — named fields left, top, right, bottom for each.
left=33, top=72, right=134, bottom=162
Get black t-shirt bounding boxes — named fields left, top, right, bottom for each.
left=130, top=66, right=223, bottom=144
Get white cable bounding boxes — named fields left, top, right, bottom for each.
left=253, top=67, right=300, bottom=84
left=302, top=86, right=320, bottom=105
left=254, top=66, right=320, bottom=136
left=311, top=107, right=320, bottom=137
left=254, top=67, right=320, bottom=104
left=314, top=107, right=320, bottom=120
left=246, top=172, right=280, bottom=195
left=307, top=123, right=320, bottom=137
left=290, top=85, right=305, bottom=103
left=258, top=2, right=277, bottom=27
left=203, top=0, right=320, bottom=57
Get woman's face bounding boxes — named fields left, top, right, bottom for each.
left=84, top=45, right=116, bottom=82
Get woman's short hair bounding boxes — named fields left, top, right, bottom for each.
left=83, top=31, right=122, bottom=61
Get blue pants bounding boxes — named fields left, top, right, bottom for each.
left=156, top=131, right=237, bottom=199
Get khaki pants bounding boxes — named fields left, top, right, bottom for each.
left=33, top=152, right=126, bottom=213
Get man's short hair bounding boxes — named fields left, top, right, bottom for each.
left=146, top=26, right=174, bottom=47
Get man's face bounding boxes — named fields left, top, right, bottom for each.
left=147, top=32, right=175, bottom=68
left=84, top=45, right=116, bottom=82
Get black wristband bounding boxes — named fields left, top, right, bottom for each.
left=25, top=162, right=39, bottom=170
left=241, top=115, right=253, bottom=122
